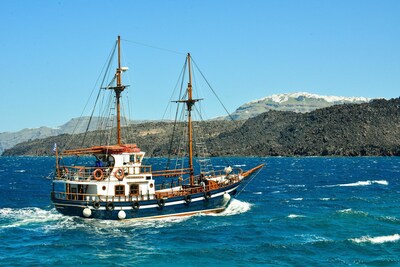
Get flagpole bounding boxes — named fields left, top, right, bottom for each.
left=55, top=144, right=60, bottom=178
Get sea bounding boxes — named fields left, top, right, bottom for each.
left=0, top=156, right=399, bottom=266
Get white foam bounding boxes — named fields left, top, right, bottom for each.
left=292, top=198, right=303, bottom=201
left=322, top=180, right=389, bottom=187
left=233, top=164, right=247, bottom=167
left=374, top=180, right=389, bottom=185
left=339, top=180, right=388, bottom=187
left=208, top=199, right=251, bottom=217
left=89, top=215, right=191, bottom=230
left=288, top=184, right=305, bottom=188
left=338, top=208, right=353, bottom=213
left=340, top=181, right=372, bottom=186
left=350, top=234, right=400, bottom=244
left=288, top=214, right=306, bottom=219
left=320, top=198, right=333, bottom=201
left=337, top=209, right=368, bottom=217
left=295, top=234, right=330, bottom=244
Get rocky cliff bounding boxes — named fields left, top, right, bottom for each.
left=211, top=98, right=400, bottom=156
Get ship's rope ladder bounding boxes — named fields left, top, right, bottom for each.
left=193, top=123, right=215, bottom=176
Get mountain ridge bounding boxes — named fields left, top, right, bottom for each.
left=0, top=92, right=380, bottom=155
left=229, top=92, right=373, bottom=120
left=3, top=97, right=400, bottom=157
left=250, top=92, right=371, bottom=104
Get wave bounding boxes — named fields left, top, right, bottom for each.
left=337, top=208, right=368, bottom=217
left=320, top=198, right=335, bottom=201
left=233, top=164, right=247, bottom=167
left=294, top=234, right=331, bottom=244
left=377, top=216, right=400, bottom=224
left=350, top=234, right=400, bottom=244
left=288, top=184, right=305, bottom=188
left=291, top=198, right=303, bottom=201
left=321, top=180, right=389, bottom=188
left=288, top=214, right=306, bottom=219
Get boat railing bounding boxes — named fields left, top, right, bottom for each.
left=154, top=170, right=242, bottom=198
left=55, top=165, right=152, bottom=181
left=51, top=191, right=155, bottom=202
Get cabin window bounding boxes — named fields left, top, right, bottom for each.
left=130, top=184, right=139, bottom=196
left=130, top=155, right=135, bottom=162
left=115, top=185, right=125, bottom=196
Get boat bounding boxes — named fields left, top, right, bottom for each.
left=50, top=36, right=264, bottom=220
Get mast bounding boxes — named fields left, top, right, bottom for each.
left=116, top=36, right=123, bottom=145
left=174, top=53, right=201, bottom=186
left=187, top=54, right=195, bottom=185
left=108, top=35, right=126, bottom=145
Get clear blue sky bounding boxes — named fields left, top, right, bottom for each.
left=1, top=0, right=399, bottom=132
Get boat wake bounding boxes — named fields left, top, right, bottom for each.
left=350, top=234, right=400, bottom=244
left=0, top=207, right=64, bottom=229
left=0, top=200, right=251, bottom=231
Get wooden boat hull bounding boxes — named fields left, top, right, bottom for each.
left=51, top=183, right=239, bottom=220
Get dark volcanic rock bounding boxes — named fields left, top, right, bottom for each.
left=209, top=98, right=400, bottom=156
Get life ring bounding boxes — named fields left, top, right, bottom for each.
left=93, top=201, right=101, bottom=210
left=114, top=168, right=124, bottom=181
left=106, top=201, right=115, bottom=211
left=93, top=168, right=104, bottom=181
left=132, top=201, right=140, bottom=210
left=157, top=198, right=165, bottom=209
left=204, top=192, right=211, bottom=201
left=184, top=195, right=191, bottom=204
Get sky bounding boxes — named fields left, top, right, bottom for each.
left=0, top=0, right=399, bottom=132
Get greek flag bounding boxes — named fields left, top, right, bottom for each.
left=53, top=143, right=57, bottom=152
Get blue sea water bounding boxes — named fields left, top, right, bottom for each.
left=0, top=156, right=399, bottom=266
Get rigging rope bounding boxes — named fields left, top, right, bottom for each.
left=81, top=41, right=117, bottom=148
left=191, top=58, right=236, bottom=122
left=121, top=38, right=185, bottom=55
left=62, top=40, right=117, bottom=155
left=165, top=58, right=188, bottom=169
left=236, top=165, right=265, bottom=197
left=191, top=56, right=259, bottom=157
